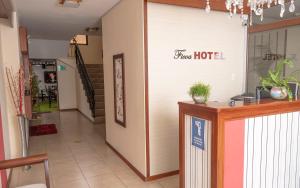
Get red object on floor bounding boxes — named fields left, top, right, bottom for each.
left=30, top=124, right=58, bottom=136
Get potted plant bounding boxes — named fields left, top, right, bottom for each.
left=260, top=59, right=299, bottom=100
left=189, top=82, right=211, bottom=104
left=31, top=73, right=40, bottom=106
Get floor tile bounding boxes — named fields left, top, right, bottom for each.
left=13, top=111, right=179, bottom=188
left=87, top=173, right=126, bottom=188
left=158, top=175, right=179, bottom=188
left=53, top=179, right=89, bottom=188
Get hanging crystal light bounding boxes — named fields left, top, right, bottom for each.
left=289, top=0, right=295, bottom=12
left=219, top=0, right=296, bottom=25
left=205, top=0, right=211, bottom=13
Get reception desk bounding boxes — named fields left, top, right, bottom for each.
left=178, top=99, right=300, bottom=188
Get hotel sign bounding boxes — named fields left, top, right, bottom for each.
left=174, top=49, right=225, bottom=60
left=191, top=117, right=205, bottom=150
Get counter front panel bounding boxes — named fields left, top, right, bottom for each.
left=243, top=112, right=300, bottom=188
left=179, top=100, right=300, bottom=188
left=184, top=115, right=212, bottom=188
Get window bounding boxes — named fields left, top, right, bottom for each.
left=70, top=35, right=88, bottom=45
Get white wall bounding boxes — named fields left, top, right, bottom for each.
left=29, top=39, right=69, bottom=59
left=76, top=70, right=94, bottom=121
left=147, top=3, right=247, bottom=175
left=102, top=0, right=146, bottom=176
left=0, top=18, right=12, bottom=161
left=57, top=58, right=77, bottom=110
left=0, top=12, right=22, bottom=160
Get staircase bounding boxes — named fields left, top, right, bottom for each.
left=74, top=44, right=105, bottom=124
left=85, top=64, right=105, bottom=124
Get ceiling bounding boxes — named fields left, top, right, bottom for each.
left=15, top=0, right=120, bottom=40
left=253, top=1, right=300, bottom=25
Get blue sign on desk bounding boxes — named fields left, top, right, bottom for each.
left=192, top=117, right=205, bottom=150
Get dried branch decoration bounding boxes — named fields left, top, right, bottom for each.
left=5, top=66, right=25, bottom=116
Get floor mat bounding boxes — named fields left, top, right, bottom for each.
left=30, top=124, right=58, bottom=136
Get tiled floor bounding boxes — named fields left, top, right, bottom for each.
left=10, top=111, right=179, bottom=188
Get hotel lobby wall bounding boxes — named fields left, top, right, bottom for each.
left=29, top=39, right=69, bottom=59
left=247, top=25, right=300, bottom=94
left=102, top=0, right=146, bottom=176
left=0, top=12, right=22, bottom=160
left=78, top=35, right=103, bottom=64
left=57, top=58, right=78, bottom=111
left=147, top=3, right=247, bottom=176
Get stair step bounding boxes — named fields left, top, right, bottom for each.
left=93, top=83, right=104, bottom=89
left=85, top=64, right=102, bottom=68
left=95, top=89, right=104, bottom=95
left=94, top=116, right=105, bottom=124
left=91, top=77, right=104, bottom=83
left=95, top=95, right=104, bottom=101
left=86, top=68, right=102, bottom=73
left=95, top=102, right=105, bottom=109
left=95, top=109, right=105, bottom=116
left=88, top=73, right=103, bottom=78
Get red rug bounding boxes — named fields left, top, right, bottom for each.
left=30, top=124, right=58, bottom=136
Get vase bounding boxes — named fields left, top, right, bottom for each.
left=192, top=95, right=207, bottom=104
left=17, top=115, right=30, bottom=170
left=270, top=87, right=288, bottom=100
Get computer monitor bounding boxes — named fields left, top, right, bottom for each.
left=288, top=82, right=299, bottom=99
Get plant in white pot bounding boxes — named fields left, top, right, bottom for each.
left=260, top=59, right=299, bottom=100
left=189, top=82, right=211, bottom=104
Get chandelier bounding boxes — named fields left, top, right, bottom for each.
left=205, top=0, right=296, bottom=25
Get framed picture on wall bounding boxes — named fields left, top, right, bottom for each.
left=113, top=53, right=126, bottom=127
left=44, top=71, right=57, bottom=83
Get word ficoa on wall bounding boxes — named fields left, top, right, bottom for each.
left=174, top=49, right=225, bottom=60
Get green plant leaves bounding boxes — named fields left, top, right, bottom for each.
left=189, top=82, right=211, bottom=101
left=260, top=58, right=299, bottom=99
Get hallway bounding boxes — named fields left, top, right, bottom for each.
left=10, top=111, right=178, bottom=188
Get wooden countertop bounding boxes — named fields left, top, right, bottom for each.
left=178, top=99, right=300, bottom=120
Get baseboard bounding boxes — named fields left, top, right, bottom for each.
left=105, top=141, right=147, bottom=181
left=59, top=108, right=77, bottom=111
left=76, top=109, right=95, bottom=123
left=105, top=141, right=179, bottom=182
left=147, top=170, right=179, bottom=181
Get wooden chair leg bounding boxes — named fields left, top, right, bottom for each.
left=43, top=160, right=50, bottom=188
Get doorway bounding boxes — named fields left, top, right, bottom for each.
left=30, top=59, right=59, bottom=114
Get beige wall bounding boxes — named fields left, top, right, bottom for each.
left=57, top=57, right=94, bottom=121
left=57, top=58, right=78, bottom=110
left=0, top=12, right=22, bottom=160
left=0, top=18, right=11, bottom=161
left=102, top=0, right=146, bottom=175
left=147, top=3, right=247, bottom=175
left=79, top=35, right=103, bottom=64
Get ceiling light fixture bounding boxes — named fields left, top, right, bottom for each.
left=58, top=0, right=82, bottom=8
left=204, top=0, right=296, bottom=25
